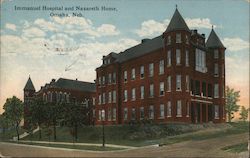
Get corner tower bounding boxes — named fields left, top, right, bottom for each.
left=206, top=27, right=226, bottom=123
left=23, top=76, right=36, bottom=128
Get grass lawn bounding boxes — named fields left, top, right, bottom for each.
left=158, top=122, right=249, bottom=146
left=16, top=122, right=249, bottom=147
left=0, top=127, right=26, bottom=141
left=9, top=141, right=124, bottom=151
left=222, top=142, right=248, bottom=153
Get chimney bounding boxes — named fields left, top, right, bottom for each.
left=141, top=38, right=150, bottom=43
left=194, top=29, right=197, bottom=34
left=52, top=79, right=55, bottom=82
left=76, top=78, right=78, bottom=81
left=202, top=34, right=205, bottom=38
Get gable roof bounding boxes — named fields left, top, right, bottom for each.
left=165, top=8, right=190, bottom=32
left=24, top=77, right=35, bottom=91
left=53, top=78, right=96, bottom=92
left=206, top=29, right=225, bottom=48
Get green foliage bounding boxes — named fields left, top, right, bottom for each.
left=3, top=96, right=23, bottom=140
left=222, top=142, right=248, bottom=153
left=239, top=106, right=249, bottom=122
left=225, top=86, right=240, bottom=122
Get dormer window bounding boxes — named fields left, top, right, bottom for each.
left=176, top=33, right=181, bottom=43
left=167, top=35, right=171, bottom=45
left=185, top=35, right=189, bottom=44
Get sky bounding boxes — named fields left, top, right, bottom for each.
left=0, top=0, right=249, bottom=116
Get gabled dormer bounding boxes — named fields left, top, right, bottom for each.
left=102, top=52, right=118, bottom=66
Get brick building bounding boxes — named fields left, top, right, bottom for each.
left=95, top=8, right=226, bottom=125
left=24, top=77, right=96, bottom=127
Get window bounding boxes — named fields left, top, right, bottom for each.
left=92, top=97, right=95, bottom=105
left=185, top=35, right=189, bottom=44
left=131, top=108, right=136, bottom=120
left=214, top=84, right=219, bottom=98
left=102, top=76, right=105, bottom=85
left=186, top=75, right=189, bottom=91
left=132, top=88, right=136, bottom=101
left=140, top=107, right=144, bottom=120
left=150, top=84, right=154, bottom=97
left=131, top=68, right=135, bottom=80
left=98, top=94, right=101, bottom=105
left=176, top=33, right=181, bottom=43
left=124, top=71, right=127, bottom=82
left=176, top=75, right=181, bottom=91
left=149, top=63, right=154, bottom=77
left=159, top=60, right=164, bottom=75
left=202, top=82, right=206, bottom=97
left=214, top=49, right=219, bottom=59
left=167, top=50, right=171, bottom=66
left=167, top=101, right=172, bottom=117
left=222, top=64, right=225, bottom=77
left=214, top=63, right=219, bottom=77
left=167, top=76, right=171, bottom=92
left=98, top=77, right=101, bottom=85
left=108, top=73, right=112, bottom=84
left=112, top=72, right=116, bottom=83
left=140, top=66, right=144, bottom=79
left=177, top=100, right=182, bottom=117
left=140, top=86, right=144, bottom=99
left=108, top=108, right=112, bottom=121
left=160, top=82, right=164, bottom=96
left=98, top=110, right=102, bottom=121
left=222, top=85, right=225, bottom=98
left=214, top=105, right=219, bottom=119
left=176, top=49, right=181, bottom=65
left=113, top=108, right=116, bottom=121
left=113, top=90, right=116, bottom=103
left=149, top=105, right=154, bottom=119
left=185, top=50, right=189, bottom=66
left=195, top=80, right=200, bottom=95
left=195, top=49, right=207, bottom=73
left=160, top=104, right=165, bottom=118
left=124, top=90, right=128, bottom=102
left=101, top=110, right=106, bottom=120
left=102, top=93, right=106, bottom=104
left=167, top=35, right=171, bottom=45
left=108, top=91, right=112, bottom=103
left=123, top=108, right=128, bottom=120
left=208, top=84, right=212, bottom=97
left=186, top=101, right=189, bottom=117
left=93, top=109, right=95, bottom=118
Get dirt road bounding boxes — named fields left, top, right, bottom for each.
left=0, top=133, right=248, bottom=157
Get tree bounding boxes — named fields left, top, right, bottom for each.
left=0, top=113, right=11, bottom=139
left=3, top=96, right=23, bottom=140
left=225, top=86, right=240, bottom=122
left=239, top=106, right=249, bottom=122
left=29, top=98, right=47, bottom=140
left=63, top=101, right=88, bottom=142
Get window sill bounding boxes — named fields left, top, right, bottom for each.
left=159, top=94, right=165, bottom=97
left=176, top=115, right=182, bottom=117
left=167, top=116, right=172, bottom=118
left=158, top=117, right=165, bottom=119
left=176, top=89, right=182, bottom=92
left=186, top=115, right=189, bottom=117
left=214, top=117, right=219, bottom=119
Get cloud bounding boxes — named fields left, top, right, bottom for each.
left=135, top=19, right=169, bottom=37
left=222, top=37, right=249, bottom=51
left=5, top=23, right=16, bottom=31
left=96, top=24, right=120, bottom=36
left=22, top=27, right=46, bottom=38
left=135, top=18, right=218, bottom=37
left=185, top=18, right=219, bottom=29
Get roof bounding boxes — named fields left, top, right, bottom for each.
left=53, top=78, right=96, bottom=93
left=206, top=28, right=225, bottom=48
left=115, top=35, right=164, bottom=63
left=24, top=77, right=35, bottom=91
left=165, top=8, right=190, bottom=32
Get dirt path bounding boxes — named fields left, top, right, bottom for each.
left=0, top=133, right=248, bottom=157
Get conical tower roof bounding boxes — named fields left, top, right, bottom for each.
left=206, top=28, right=225, bottom=48
left=24, top=76, right=35, bottom=91
left=165, top=8, right=190, bottom=32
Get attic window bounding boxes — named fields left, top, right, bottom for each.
left=176, top=33, right=181, bottom=43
